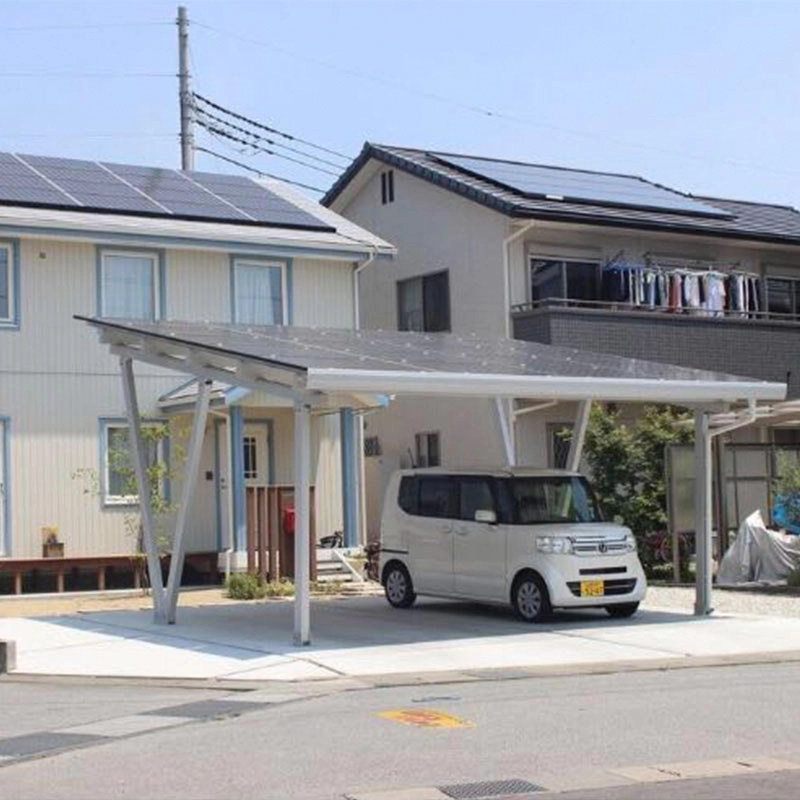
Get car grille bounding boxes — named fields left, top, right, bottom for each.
left=572, top=536, right=630, bottom=557
left=579, top=566, right=627, bottom=576
left=567, top=578, right=638, bottom=597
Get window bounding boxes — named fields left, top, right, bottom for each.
left=102, top=421, right=165, bottom=506
left=100, top=250, right=160, bottom=320
left=418, top=477, right=455, bottom=519
left=547, top=423, right=574, bottom=469
left=415, top=431, right=441, bottom=467
left=380, top=170, right=395, bottom=204
left=457, top=477, right=496, bottom=522
left=505, top=476, right=602, bottom=525
left=243, top=435, right=258, bottom=480
left=398, top=476, right=418, bottom=515
left=398, top=271, right=450, bottom=332
left=766, top=276, right=800, bottom=318
left=0, top=242, right=17, bottom=327
left=530, top=258, right=600, bottom=305
left=233, top=259, right=287, bottom=325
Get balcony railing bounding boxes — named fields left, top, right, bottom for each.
left=511, top=296, right=800, bottom=325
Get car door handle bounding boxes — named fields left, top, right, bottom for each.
left=454, top=526, right=469, bottom=536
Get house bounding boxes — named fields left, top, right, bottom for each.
left=323, top=143, right=800, bottom=536
left=0, top=151, right=393, bottom=586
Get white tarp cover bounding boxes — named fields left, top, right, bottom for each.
left=717, top=510, right=800, bottom=585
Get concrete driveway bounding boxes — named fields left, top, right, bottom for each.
left=2, top=596, right=800, bottom=682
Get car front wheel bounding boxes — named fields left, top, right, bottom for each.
left=512, top=572, right=551, bottom=623
left=384, top=563, right=416, bottom=609
left=606, top=602, right=639, bottom=618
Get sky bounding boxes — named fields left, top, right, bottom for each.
left=2, top=0, right=800, bottom=206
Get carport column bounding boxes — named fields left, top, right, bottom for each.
left=294, top=402, right=312, bottom=645
left=566, top=400, right=592, bottom=472
left=493, top=398, right=516, bottom=466
left=119, top=357, right=167, bottom=623
left=340, top=408, right=359, bottom=549
left=694, top=410, right=713, bottom=616
left=164, top=379, right=212, bottom=624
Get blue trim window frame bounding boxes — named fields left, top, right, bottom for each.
left=0, top=239, right=20, bottom=330
left=96, top=246, right=166, bottom=320
left=99, top=417, right=170, bottom=508
left=0, top=415, right=10, bottom=556
left=229, top=255, right=293, bottom=325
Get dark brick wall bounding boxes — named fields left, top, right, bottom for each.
left=513, top=307, right=799, bottom=397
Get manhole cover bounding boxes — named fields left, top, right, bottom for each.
left=439, top=778, right=544, bottom=798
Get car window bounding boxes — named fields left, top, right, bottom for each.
left=418, top=477, right=455, bottom=519
left=458, top=477, right=495, bottom=521
left=398, top=476, right=418, bottom=515
left=508, top=476, right=602, bottom=524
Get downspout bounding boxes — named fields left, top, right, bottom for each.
left=353, top=246, right=378, bottom=330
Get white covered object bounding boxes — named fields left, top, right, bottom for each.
left=717, top=510, right=800, bottom=585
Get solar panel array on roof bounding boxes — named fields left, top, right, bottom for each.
left=0, top=152, right=79, bottom=207
left=434, top=153, right=731, bottom=219
left=0, top=151, right=334, bottom=231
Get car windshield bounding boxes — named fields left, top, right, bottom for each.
left=507, top=476, right=603, bottom=525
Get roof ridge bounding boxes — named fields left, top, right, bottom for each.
left=692, top=193, right=800, bottom=213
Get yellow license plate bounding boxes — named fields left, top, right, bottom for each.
left=580, top=579, right=604, bottom=597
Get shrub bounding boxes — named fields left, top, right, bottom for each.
left=226, top=573, right=268, bottom=600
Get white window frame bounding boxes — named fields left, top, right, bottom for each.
left=0, top=242, right=16, bottom=326
left=232, top=258, right=289, bottom=326
left=102, top=420, right=166, bottom=507
left=99, top=249, right=160, bottom=321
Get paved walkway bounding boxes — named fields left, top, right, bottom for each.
left=3, top=595, right=800, bottom=682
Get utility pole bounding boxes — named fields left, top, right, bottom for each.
left=177, top=5, right=194, bottom=170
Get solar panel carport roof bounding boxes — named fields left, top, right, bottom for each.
left=78, top=316, right=786, bottom=405
left=0, top=152, right=334, bottom=232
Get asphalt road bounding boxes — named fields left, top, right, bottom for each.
left=0, top=662, right=799, bottom=799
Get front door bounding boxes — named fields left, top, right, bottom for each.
left=408, top=475, right=455, bottom=594
left=453, top=476, right=507, bottom=600
left=243, top=424, right=269, bottom=487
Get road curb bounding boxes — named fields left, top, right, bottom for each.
left=4, top=649, right=800, bottom=691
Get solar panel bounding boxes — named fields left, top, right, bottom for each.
left=0, top=153, right=80, bottom=207
left=22, top=154, right=164, bottom=214
left=189, top=171, right=330, bottom=230
left=100, top=162, right=254, bottom=221
left=0, top=151, right=335, bottom=231
left=435, top=154, right=730, bottom=218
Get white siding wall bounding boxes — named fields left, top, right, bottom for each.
left=0, top=236, right=354, bottom=558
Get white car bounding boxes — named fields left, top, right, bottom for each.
left=378, top=467, right=646, bottom=622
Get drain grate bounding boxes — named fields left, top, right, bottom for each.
left=439, top=778, right=544, bottom=798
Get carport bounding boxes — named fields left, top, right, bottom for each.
left=78, top=316, right=785, bottom=645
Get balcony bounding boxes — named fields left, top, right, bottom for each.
left=511, top=299, right=800, bottom=397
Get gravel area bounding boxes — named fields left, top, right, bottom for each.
left=644, top=584, right=800, bottom=617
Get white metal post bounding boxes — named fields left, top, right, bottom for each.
left=694, top=410, right=713, bottom=615
left=567, top=400, right=592, bottom=472
left=493, top=398, right=516, bottom=466
left=293, top=402, right=312, bottom=645
left=164, top=379, right=212, bottom=623
left=119, top=357, right=167, bottom=623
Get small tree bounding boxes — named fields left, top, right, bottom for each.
left=581, top=403, right=694, bottom=573
left=73, top=420, right=186, bottom=588
left=773, top=452, right=800, bottom=531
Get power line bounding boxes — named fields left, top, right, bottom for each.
left=193, top=92, right=350, bottom=161
left=192, top=18, right=800, bottom=182
left=195, top=147, right=325, bottom=193
left=194, top=119, right=340, bottom=176
left=194, top=104, right=346, bottom=169
left=0, top=71, right=174, bottom=78
left=0, top=132, right=176, bottom=139
left=0, top=21, right=171, bottom=32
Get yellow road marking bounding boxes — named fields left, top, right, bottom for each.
left=378, top=708, right=475, bottom=729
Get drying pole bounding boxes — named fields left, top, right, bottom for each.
left=177, top=5, right=194, bottom=170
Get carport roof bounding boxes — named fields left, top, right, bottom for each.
left=79, top=317, right=786, bottom=405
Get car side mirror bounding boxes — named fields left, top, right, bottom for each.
left=474, top=509, right=497, bottom=524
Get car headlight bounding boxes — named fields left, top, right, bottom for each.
left=536, top=536, right=573, bottom=554
left=624, top=533, right=637, bottom=552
